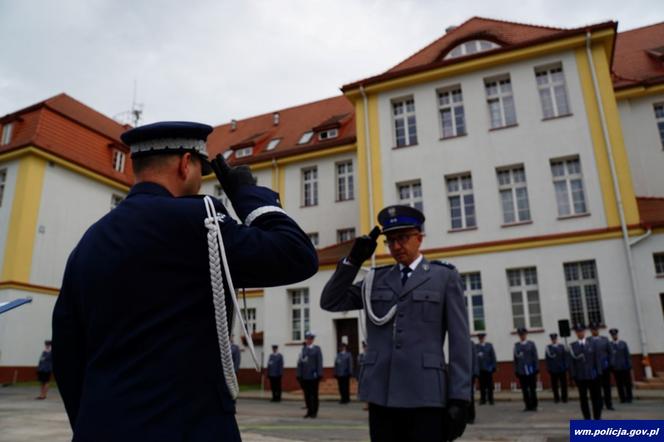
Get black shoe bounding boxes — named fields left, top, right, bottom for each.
left=489, top=400, right=494, bottom=405
left=479, top=400, right=486, bottom=405
left=554, top=399, right=560, bottom=403
left=303, top=414, right=310, bottom=418
left=607, top=406, right=615, bottom=411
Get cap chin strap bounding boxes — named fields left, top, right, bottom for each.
left=362, top=268, right=397, bottom=326
left=203, top=196, right=260, bottom=399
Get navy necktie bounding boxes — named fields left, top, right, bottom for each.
left=401, top=266, right=411, bottom=285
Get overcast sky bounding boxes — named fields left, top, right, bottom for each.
left=1, top=0, right=662, bottom=126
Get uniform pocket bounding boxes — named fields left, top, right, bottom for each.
left=412, top=291, right=441, bottom=322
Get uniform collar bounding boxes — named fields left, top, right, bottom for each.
left=399, top=254, right=423, bottom=272
left=128, top=181, right=174, bottom=198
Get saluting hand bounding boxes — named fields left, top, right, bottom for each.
left=347, top=226, right=381, bottom=266
left=210, top=154, right=257, bottom=198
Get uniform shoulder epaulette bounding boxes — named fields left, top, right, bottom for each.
left=431, top=260, right=456, bottom=270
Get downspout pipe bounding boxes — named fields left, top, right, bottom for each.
left=360, top=85, right=376, bottom=269
left=585, top=32, right=652, bottom=378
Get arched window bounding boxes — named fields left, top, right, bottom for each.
left=444, top=40, right=500, bottom=60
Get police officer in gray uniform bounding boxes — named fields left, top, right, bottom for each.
left=545, top=333, right=569, bottom=403
left=297, top=331, right=323, bottom=418
left=476, top=333, right=496, bottom=405
left=231, top=339, right=240, bottom=374
left=514, top=328, right=539, bottom=411
left=267, top=345, right=284, bottom=402
left=570, top=324, right=603, bottom=420
left=335, top=343, right=354, bottom=403
left=609, top=328, right=633, bottom=403
left=320, top=205, right=471, bottom=442
left=468, top=341, right=480, bottom=424
left=590, top=323, right=614, bottom=410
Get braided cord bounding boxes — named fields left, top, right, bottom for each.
left=362, top=268, right=397, bottom=326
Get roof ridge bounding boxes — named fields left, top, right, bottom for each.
left=619, top=21, right=664, bottom=34
left=45, top=93, right=127, bottom=131
left=471, top=16, right=569, bottom=31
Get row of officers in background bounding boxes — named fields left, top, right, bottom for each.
left=473, top=323, right=633, bottom=421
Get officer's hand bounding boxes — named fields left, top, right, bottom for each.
left=347, top=226, right=381, bottom=266
left=443, top=399, right=469, bottom=441
left=210, top=154, right=257, bottom=197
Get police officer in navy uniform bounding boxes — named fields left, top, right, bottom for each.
left=267, top=345, right=284, bottom=402
left=52, top=122, right=318, bottom=441
left=570, top=324, right=603, bottom=420
left=590, top=323, right=614, bottom=410
left=476, top=333, right=497, bottom=405
left=297, top=331, right=323, bottom=418
left=467, top=340, right=480, bottom=424
left=545, top=333, right=569, bottom=403
left=231, top=337, right=241, bottom=374
left=514, top=328, right=539, bottom=411
left=335, top=343, right=354, bottom=404
left=320, top=205, right=471, bottom=442
left=609, top=328, right=633, bottom=403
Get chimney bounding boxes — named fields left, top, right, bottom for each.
left=273, top=112, right=280, bottom=126
left=445, top=25, right=457, bottom=34
left=231, top=119, right=237, bottom=131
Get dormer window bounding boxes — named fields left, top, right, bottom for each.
left=298, top=131, right=314, bottom=145
left=223, top=150, right=234, bottom=160
left=444, top=40, right=500, bottom=60
left=235, top=147, right=253, bottom=158
left=1, top=122, right=14, bottom=145
left=112, top=150, right=126, bottom=172
left=266, top=138, right=280, bottom=151
left=318, top=128, right=338, bottom=141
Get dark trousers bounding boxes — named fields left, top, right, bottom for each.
left=549, top=371, right=568, bottom=402
left=613, top=369, right=633, bottom=403
left=518, top=374, right=538, bottom=410
left=599, top=369, right=613, bottom=408
left=577, top=378, right=603, bottom=420
left=468, top=377, right=477, bottom=423
left=269, top=376, right=282, bottom=401
left=479, top=370, right=494, bottom=404
left=301, top=378, right=320, bottom=417
left=368, top=403, right=444, bottom=442
left=337, top=375, right=350, bottom=403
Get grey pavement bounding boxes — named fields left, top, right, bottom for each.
left=1, top=385, right=663, bottom=442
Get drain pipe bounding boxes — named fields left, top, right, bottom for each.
left=360, top=85, right=376, bottom=268
left=585, top=32, right=652, bottom=378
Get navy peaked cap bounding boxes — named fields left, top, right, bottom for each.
left=609, top=328, right=619, bottom=335
left=477, top=333, right=486, bottom=338
left=573, top=323, right=586, bottom=331
left=516, top=327, right=528, bottom=335
left=377, top=205, right=425, bottom=233
left=549, top=333, right=558, bottom=339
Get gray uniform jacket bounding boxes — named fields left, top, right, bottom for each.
left=592, top=336, right=611, bottom=371
left=320, top=258, right=471, bottom=408
left=545, top=343, right=569, bottom=374
left=335, top=351, right=353, bottom=377
left=267, top=353, right=284, bottom=377
left=513, top=341, right=539, bottom=376
left=476, top=342, right=497, bottom=372
left=569, top=340, right=602, bottom=380
left=231, top=344, right=241, bottom=373
left=297, top=345, right=323, bottom=380
left=610, top=340, right=632, bottom=371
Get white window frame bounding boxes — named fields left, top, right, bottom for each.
left=1, top=123, right=13, bottom=145
left=445, top=173, right=476, bottom=230
left=110, top=194, right=124, bottom=210
left=397, top=180, right=424, bottom=213
left=496, top=165, right=531, bottom=224
left=337, top=228, right=356, bottom=243
left=298, top=131, right=314, bottom=145
left=444, top=40, right=500, bottom=59
left=336, top=160, right=354, bottom=202
left=112, top=150, right=126, bottom=173
left=550, top=157, right=588, bottom=217
left=0, top=168, right=6, bottom=207
left=290, top=288, right=310, bottom=341
left=485, top=76, right=517, bottom=129
left=244, top=308, right=257, bottom=333
left=266, top=138, right=280, bottom=151
left=307, top=232, right=319, bottom=247
left=535, top=64, right=571, bottom=119
left=392, top=97, right=418, bottom=147
left=438, top=86, right=466, bottom=138
left=654, top=103, right=664, bottom=149
left=319, top=128, right=338, bottom=141
left=564, top=261, right=604, bottom=326
left=654, top=253, right=664, bottom=276
left=302, top=167, right=318, bottom=207
left=461, top=272, right=486, bottom=333
left=235, top=147, right=253, bottom=158
left=507, top=267, right=543, bottom=330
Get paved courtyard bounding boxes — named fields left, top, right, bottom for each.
left=1, top=385, right=662, bottom=441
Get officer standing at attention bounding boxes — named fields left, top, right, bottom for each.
left=297, top=331, right=323, bottom=418
left=569, top=324, right=603, bottom=420
left=231, top=337, right=241, bottom=374
left=545, top=333, right=569, bottom=403
left=320, top=205, right=471, bottom=442
left=52, top=122, right=318, bottom=441
left=590, top=323, right=614, bottom=410
left=267, top=345, right=284, bottom=402
left=609, top=328, right=633, bottom=403
left=467, top=340, right=480, bottom=424
left=335, top=343, right=354, bottom=404
left=476, top=333, right=496, bottom=405
left=514, top=328, right=539, bottom=411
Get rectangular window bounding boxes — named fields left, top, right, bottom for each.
left=461, top=272, right=486, bottom=332
left=654, top=104, right=664, bottom=148
left=0, top=168, right=6, bottom=207
left=654, top=253, right=664, bottom=276
left=336, top=161, right=354, bottom=201
left=564, top=260, right=603, bottom=326
left=319, top=128, right=338, bottom=140
left=397, top=180, right=424, bottom=212
left=110, top=194, right=124, bottom=210
left=550, top=157, right=587, bottom=217
left=290, top=288, right=310, bottom=341
left=302, top=167, right=318, bottom=207
left=235, top=147, right=253, bottom=158
left=507, top=268, right=542, bottom=329
left=112, top=150, right=126, bottom=173
left=496, top=166, right=531, bottom=224
left=337, top=228, right=356, bottom=243
left=438, top=87, right=466, bottom=138
left=446, top=174, right=476, bottom=230
left=535, top=65, right=570, bottom=118
left=392, top=97, right=418, bottom=147
left=1, top=123, right=13, bottom=145
left=244, top=308, right=257, bottom=333
left=307, top=232, right=319, bottom=247
left=485, top=76, right=517, bottom=129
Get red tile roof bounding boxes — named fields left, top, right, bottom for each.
left=612, top=22, right=664, bottom=90
left=637, top=197, right=664, bottom=228
left=317, top=240, right=354, bottom=267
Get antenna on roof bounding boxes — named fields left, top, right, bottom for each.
left=113, top=79, right=144, bottom=127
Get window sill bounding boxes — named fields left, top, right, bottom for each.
left=501, top=220, right=533, bottom=228
left=510, top=328, right=545, bottom=335
left=300, top=204, right=319, bottom=208
left=470, top=331, right=487, bottom=338
left=284, top=341, right=305, bottom=346
left=439, top=133, right=467, bottom=141
left=447, top=226, right=478, bottom=233
left=656, top=274, right=664, bottom=279
left=392, top=143, right=419, bottom=150
left=335, top=198, right=355, bottom=203
left=489, top=123, right=518, bottom=132
left=557, top=212, right=591, bottom=221
left=542, top=113, right=573, bottom=122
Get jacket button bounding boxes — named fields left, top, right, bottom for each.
left=396, top=345, right=402, bottom=349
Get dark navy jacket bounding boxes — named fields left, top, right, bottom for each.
left=592, top=335, right=611, bottom=371
left=570, top=340, right=603, bottom=380
left=267, top=353, right=284, bottom=377
left=610, top=340, right=632, bottom=371
left=476, top=342, right=496, bottom=373
left=545, top=343, right=569, bottom=374
left=514, top=340, right=539, bottom=376
left=296, top=345, right=323, bottom=380
left=52, top=182, right=317, bottom=441
left=334, top=351, right=353, bottom=377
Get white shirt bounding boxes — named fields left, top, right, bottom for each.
left=399, top=254, right=423, bottom=280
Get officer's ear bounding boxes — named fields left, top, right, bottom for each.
left=177, top=153, right=193, bottom=180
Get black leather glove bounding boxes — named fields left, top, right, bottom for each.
left=443, top=399, right=469, bottom=441
left=209, top=154, right=257, bottom=198
left=347, top=226, right=381, bottom=266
